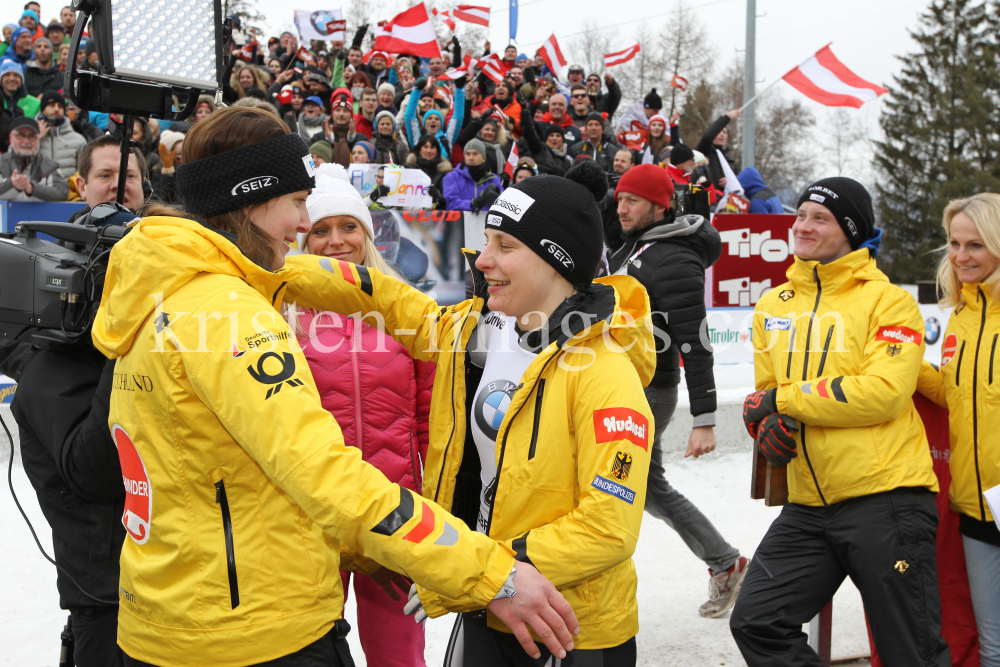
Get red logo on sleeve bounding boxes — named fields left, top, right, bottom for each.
left=876, top=326, right=923, bottom=346
left=113, top=425, right=152, bottom=545
left=593, top=408, right=649, bottom=451
left=941, top=333, right=958, bottom=366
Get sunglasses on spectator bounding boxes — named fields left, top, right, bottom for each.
left=571, top=93, right=588, bottom=99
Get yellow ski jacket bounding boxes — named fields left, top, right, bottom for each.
left=918, top=282, right=1000, bottom=523
left=283, top=249, right=657, bottom=649
left=92, top=217, right=515, bottom=667
left=752, top=249, right=938, bottom=506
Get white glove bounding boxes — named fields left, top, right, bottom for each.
left=403, top=583, right=428, bottom=623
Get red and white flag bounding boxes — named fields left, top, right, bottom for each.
left=373, top=4, right=441, bottom=59
left=782, top=44, right=887, bottom=108
left=432, top=7, right=456, bottom=31
left=238, top=40, right=259, bottom=63
left=538, top=33, right=567, bottom=77
left=295, top=45, right=316, bottom=68
left=604, top=42, right=640, bottom=68
left=670, top=74, right=688, bottom=91
left=492, top=104, right=509, bottom=126
left=504, top=142, right=519, bottom=180
left=453, top=4, right=490, bottom=26
left=479, top=53, right=505, bottom=83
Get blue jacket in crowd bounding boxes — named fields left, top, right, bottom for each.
left=738, top=166, right=784, bottom=214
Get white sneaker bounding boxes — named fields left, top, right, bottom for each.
left=699, top=556, right=750, bottom=618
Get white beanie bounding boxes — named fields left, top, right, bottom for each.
left=300, top=163, right=374, bottom=249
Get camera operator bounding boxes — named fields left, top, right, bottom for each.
left=68, top=134, right=147, bottom=224
left=0, top=198, right=139, bottom=665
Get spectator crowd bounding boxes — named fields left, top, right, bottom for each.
left=0, top=3, right=788, bottom=215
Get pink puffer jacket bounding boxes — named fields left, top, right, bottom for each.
left=298, top=310, right=435, bottom=491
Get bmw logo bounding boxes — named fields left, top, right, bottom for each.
left=925, top=316, right=941, bottom=346
left=474, top=380, right=518, bottom=440
left=310, top=11, right=336, bottom=35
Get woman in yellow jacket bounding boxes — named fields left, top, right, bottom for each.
left=283, top=160, right=657, bottom=666
left=918, top=193, right=1000, bottom=667
left=93, top=107, right=578, bottom=667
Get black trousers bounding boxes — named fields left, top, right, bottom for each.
left=123, top=620, right=355, bottom=667
left=443, top=611, right=637, bottom=667
left=69, top=606, right=124, bottom=667
left=730, top=487, right=951, bottom=667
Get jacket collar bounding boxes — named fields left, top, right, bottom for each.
left=786, top=248, right=885, bottom=294
left=959, top=281, right=1000, bottom=314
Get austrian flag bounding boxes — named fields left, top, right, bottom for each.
left=373, top=4, right=440, bottom=59
left=782, top=44, right=887, bottom=108
left=604, top=42, right=640, bottom=68
left=538, top=33, right=567, bottom=76
left=453, top=4, right=491, bottom=26
left=503, top=143, right=519, bottom=180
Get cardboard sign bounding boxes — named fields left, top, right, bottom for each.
left=347, top=164, right=433, bottom=209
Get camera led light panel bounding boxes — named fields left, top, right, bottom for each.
left=111, top=0, right=219, bottom=87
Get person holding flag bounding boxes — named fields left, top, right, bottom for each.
left=695, top=108, right=741, bottom=191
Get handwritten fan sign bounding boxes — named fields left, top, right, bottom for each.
left=348, top=164, right=433, bottom=208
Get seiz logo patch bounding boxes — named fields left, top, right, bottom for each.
left=540, top=239, right=575, bottom=270
left=594, top=407, right=649, bottom=450
left=876, top=326, right=922, bottom=346
left=231, top=176, right=279, bottom=196
left=489, top=187, right=535, bottom=222
left=486, top=213, right=503, bottom=227
left=941, top=333, right=958, bottom=366
left=592, top=475, right=635, bottom=504
left=247, top=351, right=306, bottom=399
left=765, top=317, right=792, bottom=331
left=113, top=425, right=152, bottom=545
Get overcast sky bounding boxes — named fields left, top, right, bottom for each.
left=256, top=0, right=935, bottom=175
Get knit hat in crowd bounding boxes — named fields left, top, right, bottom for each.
left=330, top=88, right=352, bottom=109
left=796, top=177, right=875, bottom=250
left=39, top=90, right=65, bottom=112
left=353, top=140, right=376, bottom=162
left=544, top=123, right=564, bottom=139
left=377, top=82, right=396, bottom=98
left=669, top=144, right=694, bottom=165
left=374, top=109, right=396, bottom=132
left=585, top=111, right=604, bottom=127
left=0, top=60, right=23, bottom=82
left=615, top=163, right=675, bottom=210
left=309, top=140, right=333, bottom=163
left=464, top=138, right=487, bottom=157
left=33, top=37, right=53, bottom=53
left=647, top=114, right=669, bottom=129
left=301, top=163, right=373, bottom=248
left=485, top=160, right=607, bottom=288
left=643, top=88, right=662, bottom=110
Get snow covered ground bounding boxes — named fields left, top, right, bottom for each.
left=1, top=404, right=872, bottom=666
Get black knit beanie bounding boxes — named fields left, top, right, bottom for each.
left=670, top=144, right=694, bottom=165
left=644, top=88, right=662, bottom=110
left=796, top=177, right=874, bottom=250
left=485, top=160, right=606, bottom=288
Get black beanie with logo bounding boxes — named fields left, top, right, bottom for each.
left=485, top=160, right=606, bottom=288
left=796, top=176, right=874, bottom=250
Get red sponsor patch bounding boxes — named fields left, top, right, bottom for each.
left=876, top=326, right=923, bottom=346
left=593, top=408, right=649, bottom=451
left=113, top=425, right=152, bottom=545
left=403, top=502, right=436, bottom=543
left=941, top=333, right=958, bottom=366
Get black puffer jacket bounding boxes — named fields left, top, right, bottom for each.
left=607, top=214, right=722, bottom=417
left=0, top=341, right=124, bottom=610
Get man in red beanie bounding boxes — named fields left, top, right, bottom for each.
left=608, top=164, right=751, bottom=619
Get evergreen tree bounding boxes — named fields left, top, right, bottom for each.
left=875, top=0, right=1000, bottom=283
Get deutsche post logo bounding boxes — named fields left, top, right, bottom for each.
left=247, top=351, right=305, bottom=399
left=610, top=451, right=632, bottom=482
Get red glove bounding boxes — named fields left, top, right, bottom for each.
left=742, top=388, right=777, bottom=439
left=757, top=414, right=799, bottom=467
left=277, top=86, right=294, bottom=107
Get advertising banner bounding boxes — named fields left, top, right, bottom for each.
left=711, top=214, right=796, bottom=308
left=294, top=9, right=345, bottom=42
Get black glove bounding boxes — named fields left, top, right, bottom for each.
left=477, top=186, right=501, bottom=209
left=454, top=75, right=467, bottom=89
left=480, top=106, right=496, bottom=119
left=428, top=185, right=441, bottom=199
left=742, top=388, right=777, bottom=439
left=756, top=414, right=799, bottom=466
left=415, top=77, right=428, bottom=91
left=452, top=36, right=459, bottom=47
left=370, top=184, right=391, bottom=201
left=335, top=48, right=346, bottom=61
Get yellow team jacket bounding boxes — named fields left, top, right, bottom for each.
left=917, top=282, right=1000, bottom=523
left=92, top=217, right=516, bottom=667
left=283, top=249, right=657, bottom=649
left=752, top=249, right=939, bottom=506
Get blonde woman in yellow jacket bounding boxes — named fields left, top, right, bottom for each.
left=94, top=107, right=578, bottom=667
left=285, top=161, right=657, bottom=666
left=918, top=193, right=1000, bottom=667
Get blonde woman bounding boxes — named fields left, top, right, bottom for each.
left=918, top=193, right=1000, bottom=667
left=229, top=62, right=269, bottom=99
left=287, top=162, right=433, bottom=667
